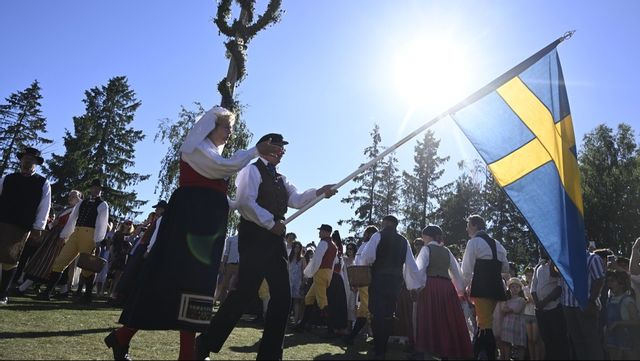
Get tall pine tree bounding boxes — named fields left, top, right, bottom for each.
left=339, top=124, right=384, bottom=233
left=48, top=76, right=149, bottom=218
left=375, top=151, right=401, bottom=220
left=0, top=80, right=52, bottom=176
left=401, top=130, right=450, bottom=241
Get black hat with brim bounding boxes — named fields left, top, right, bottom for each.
left=317, top=224, right=333, bottom=233
left=257, top=133, right=289, bottom=146
left=17, top=147, right=44, bottom=165
left=153, top=200, right=168, bottom=209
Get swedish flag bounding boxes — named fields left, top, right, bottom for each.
left=451, top=39, right=588, bottom=307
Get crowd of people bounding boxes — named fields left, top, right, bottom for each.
left=1, top=107, right=639, bottom=361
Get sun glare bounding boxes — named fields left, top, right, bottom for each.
left=392, top=37, right=470, bottom=111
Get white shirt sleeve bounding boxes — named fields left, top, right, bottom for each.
left=235, top=164, right=277, bottom=230
left=461, top=238, right=477, bottom=289
left=59, top=201, right=81, bottom=239
left=32, top=180, right=52, bottom=230
left=93, top=202, right=109, bottom=243
left=0, top=176, right=4, bottom=195
left=403, top=240, right=425, bottom=290
left=415, top=245, right=430, bottom=273
left=448, top=247, right=465, bottom=295
left=304, top=240, right=328, bottom=278
left=497, top=242, right=510, bottom=274
left=281, top=174, right=317, bottom=209
left=147, top=216, right=163, bottom=252
left=223, top=236, right=231, bottom=258
left=356, top=232, right=381, bottom=266
left=181, top=138, right=258, bottom=179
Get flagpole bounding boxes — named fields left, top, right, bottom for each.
left=284, top=31, right=575, bottom=225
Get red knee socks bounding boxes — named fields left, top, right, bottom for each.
left=178, top=330, right=195, bottom=360
left=115, top=326, right=138, bottom=346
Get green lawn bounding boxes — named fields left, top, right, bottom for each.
left=0, top=296, right=413, bottom=360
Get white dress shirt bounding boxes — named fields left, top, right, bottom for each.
left=355, top=231, right=425, bottom=290
left=181, top=137, right=258, bottom=180
left=234, top=158, right=318, bottom=230
left=461, top=232, right=510, bottom=289
left=0, top=174, right=52, bottom=230
left=222, top=235, right=240, bottom=264
left=303, top=239, right=337, bottom=278
left=415, top=241, right=465, bottom=294
left=531, top=262, right=561, bottom=311
left=59, top=198, right=109, bottom=243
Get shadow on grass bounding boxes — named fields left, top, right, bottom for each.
left=228, top=339, right=260, bottom=353
left=2, top=297, right=118, bottom=311
left=0, top=327, right=114, bottom=339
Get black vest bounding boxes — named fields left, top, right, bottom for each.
left=254, top=160, right=288, bottom=221
left=371, top=228, right=407, bottom=278
left=469, top=232, right=507, bottom=300
left=0, top=172, right=46, bottom=230
left=77, top=198, right=103, bottom=228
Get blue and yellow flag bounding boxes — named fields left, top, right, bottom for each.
left=451, top=41, right=588, bottom=307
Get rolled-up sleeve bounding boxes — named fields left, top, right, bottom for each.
left=33, top=180, right=52, bottom=230
left=93, top=202, right=109, bottom=243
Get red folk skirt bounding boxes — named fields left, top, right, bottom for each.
left=415, top=277, right=473, bottom=359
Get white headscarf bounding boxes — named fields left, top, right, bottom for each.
left=180, top=106, right=234, bottom=154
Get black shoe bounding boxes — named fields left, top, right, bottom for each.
left=104, top=330, right=132, bottom=360
left=194, top=334, right=210, bottom=360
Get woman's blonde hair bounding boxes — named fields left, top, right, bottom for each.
left=214, top=109, right=236, bottom=129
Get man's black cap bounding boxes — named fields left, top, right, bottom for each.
left=317, top=224, right=333, bottom=233
left=257, top=133, right=289, bottom=146
left=153, top=200, right=168, bottom=209
left=17, top=147, right=44, bottom=165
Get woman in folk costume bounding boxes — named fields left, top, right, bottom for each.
left=414, top=225, right=473, bottom=359
left=326, top=230, right=349, bottom=337
left=105, top=106, right=280, bottom=360
left=17, top=190, right=82, bottom=294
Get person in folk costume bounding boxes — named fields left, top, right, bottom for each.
left=326, top=230, right=349, bottom=337
left=292, top=224, right=338, bottom=332
left=342, top=242, right=358, bottom=329
left=414, top=225, right=473, bottom=359
left=195, top=133, right=337, bottom=361
left=16, top=190, right=82, bottom=295
left=37, top=178, right=109, bottom=303
left=343, top=225, right=378, bottom=345
left=461, top=214, right=510, bottom=360
left=0, top=147, right=52, bottom=305
left=356, top=215, right=424, bottom=360
left=103, top=106, right=281, bottom=360
left=109, top=201, right=166, bottom=306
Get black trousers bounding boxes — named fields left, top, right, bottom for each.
left=536, top=305, right=569, bottom=360
left=369, top=274, right=403, bottom=356
left=204, top=218, right=291, bottom=360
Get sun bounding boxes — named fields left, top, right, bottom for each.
left=392, top=36, right=470, bottom=111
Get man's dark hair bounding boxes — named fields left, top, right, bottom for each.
left=467, top=214, right=486, bottom=230
left=382, top=215, right=399, bottom=228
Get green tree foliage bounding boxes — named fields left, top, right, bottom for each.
left=154, top=103, right=206, bottom=200
left=339, top=124, right=384, bottom=233
left=47, top=76, right=149, bottom=218
left=401, top=130, right=450, bottom=241
left=436, top=160, right=484, bottom=252
left=0, top=80, right=52, bottom=176
left=579, top=123, right=640, bottom=255
left=375, top=151, right=402, bottom=220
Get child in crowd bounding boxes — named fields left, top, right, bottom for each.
left=605, top=271, right=639, bottom=360
left=496, top=277, right=527, bottom=360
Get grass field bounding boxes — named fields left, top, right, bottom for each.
left=0, top=295, right=413, bottom=360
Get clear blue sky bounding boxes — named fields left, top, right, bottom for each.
left=1, top=1, right=639, bottom=245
